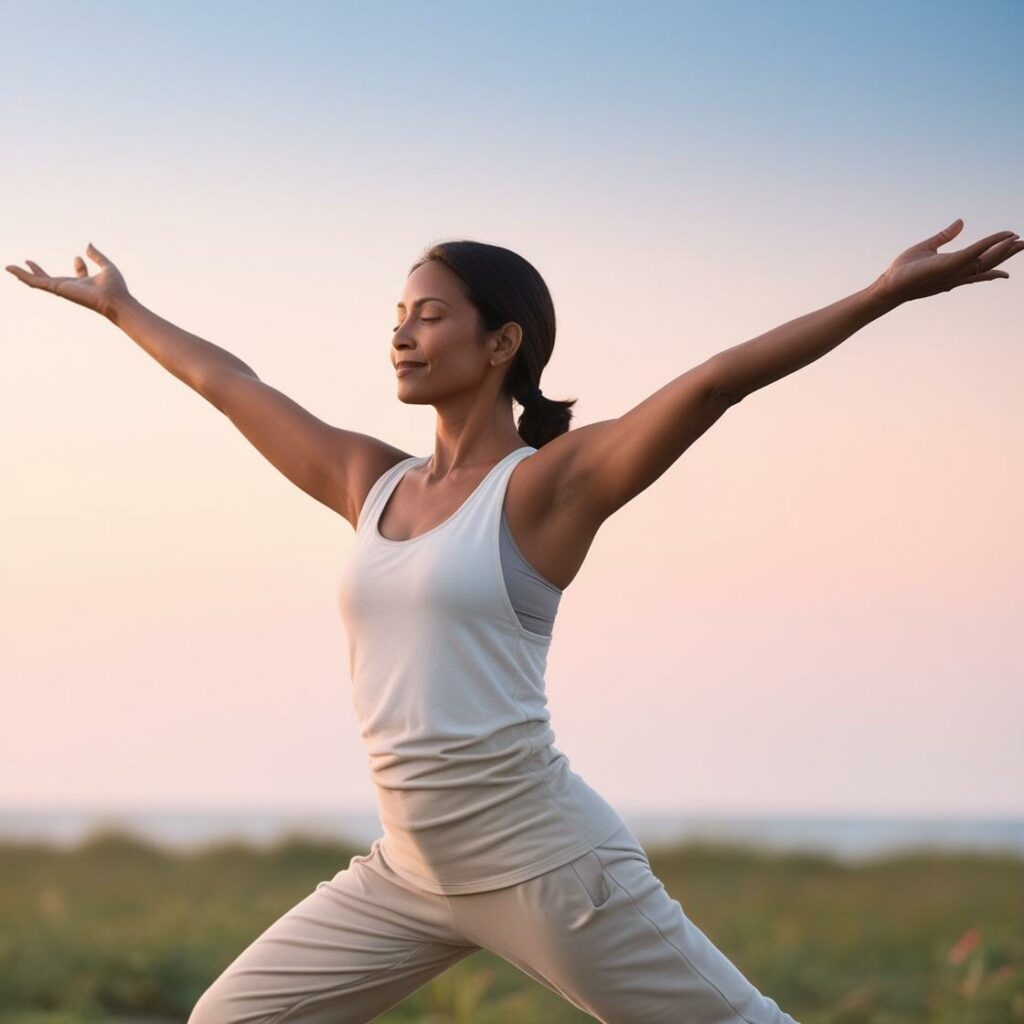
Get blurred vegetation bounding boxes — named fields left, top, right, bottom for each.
left=0, top=828, right=1021, bottom=1023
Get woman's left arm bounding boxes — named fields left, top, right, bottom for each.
left=553, top=219, right=1021, bottom=523
left=708, top=219, right=1020, bottom=405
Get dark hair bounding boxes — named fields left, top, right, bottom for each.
left=408, top=239, right=576, bottom=448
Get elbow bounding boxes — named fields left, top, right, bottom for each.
left=709, top=381, right=744, bottom=407
left=702, top=358, right=743, bottom=407
left=197, top=364, right=259, bottom=411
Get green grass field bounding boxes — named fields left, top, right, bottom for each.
left=1, top=829, right=1021, bottom=1023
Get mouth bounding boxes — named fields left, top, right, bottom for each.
left=395, top=362, right=426, bottom=376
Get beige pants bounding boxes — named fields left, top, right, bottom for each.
left=188, top=821, right=800, bottom=1024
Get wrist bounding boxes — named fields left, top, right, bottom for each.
left=863, top=275, right=904, bottom=318
left=104, top=291, right=139, bottom=326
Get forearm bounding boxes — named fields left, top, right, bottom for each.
left=106, top=294, right=256, bottom=396
left=706, top=280, right=900, bottom=404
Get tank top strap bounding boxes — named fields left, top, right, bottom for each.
left=453, top=445, right=535, bottom=534
left=356, top=454, right=424, bottom=537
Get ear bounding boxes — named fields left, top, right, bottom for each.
left=491, top=321, right=523, bottom=366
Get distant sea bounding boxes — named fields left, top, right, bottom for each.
left=3, top=808, right=1022, bottom=863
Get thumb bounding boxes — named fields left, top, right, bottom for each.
left=86, top=242, right=111, bottom=268
left=926, top=218, right=963, bottom=250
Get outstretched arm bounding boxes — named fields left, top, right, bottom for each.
left=5, top=243, right=408, bottom=525
left=706, top=221, right=1020, bottom=406
left=548, top=219, right=1021, bottom=523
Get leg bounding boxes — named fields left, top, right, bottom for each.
left=449, top=823, right=800, bottom=1024
left=188, top=842, right=480, bottom=1024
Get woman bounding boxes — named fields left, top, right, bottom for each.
left=6, top=221, right=1020, bottom=1024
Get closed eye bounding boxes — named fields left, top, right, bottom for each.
left=392, top=316, right=440, bottom=333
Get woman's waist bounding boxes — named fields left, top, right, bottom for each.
left=371, top=749, right=622, bottom=839
left=365, top=725, right=568, bottom=786
left=372, top=760, right=625, bottom=890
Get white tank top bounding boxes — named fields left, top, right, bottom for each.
left=336, top=444, right=625, bottom=894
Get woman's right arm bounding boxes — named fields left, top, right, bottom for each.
left=6, top=244, right=408, bottom=528
left=109, top=294, right=413, bottom=526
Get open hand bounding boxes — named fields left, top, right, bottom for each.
left=5, top=243, right=131, bottom=319
left=875, top=219, right=1022, bottom=305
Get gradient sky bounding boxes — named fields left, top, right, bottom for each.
left=2, top=0, right=1022, bottom=819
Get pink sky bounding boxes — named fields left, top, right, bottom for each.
left=3, top=3, right=1022, bottom=819
left=5, top=236, right=1020, bottom=817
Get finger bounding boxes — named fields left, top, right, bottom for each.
left=74, top=255, right=88, bottom=278
left=25, top=259, right=51, bottom=277
left=5, top=263, right=52, bottom=290
left=953, top=229, right=1019, bottom=265
left=972, top=236, right=1022, bottom=274
left=951, top=270, right=1009, bottom=288
left=992, top=238, right=1024, bottom=266
left=923, top=217, right=964, bottom=250
left=4, top=264, right=35, bottom=285
left=86, top=242, right=111, bottom=268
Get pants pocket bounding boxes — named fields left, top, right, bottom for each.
left=567, top=848, right=613, bottom=909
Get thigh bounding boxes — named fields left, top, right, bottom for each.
left=450, top=823, right=800, bottom=1024
left=188, top=841, right=479, bottom=1024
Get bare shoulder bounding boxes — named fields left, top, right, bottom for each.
left=504, top=421, right=614, bottom=592
left=332, top=431, right=415, bottom=532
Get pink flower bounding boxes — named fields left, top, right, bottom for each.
left=947, top=927, right=981, bottom=966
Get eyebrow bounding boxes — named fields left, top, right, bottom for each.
left=396, top=296, right=451, bottom=310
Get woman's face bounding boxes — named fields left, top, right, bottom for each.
left=392, top=260, right=519, bottom=405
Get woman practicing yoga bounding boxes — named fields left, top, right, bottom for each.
left=7, top=220, right=1020, bottom=1023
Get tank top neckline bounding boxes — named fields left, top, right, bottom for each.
left=373, top=445, right=534, bottom=547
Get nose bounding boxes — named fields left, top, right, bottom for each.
left=391, top=333, right=422, bottom=367
left=392, top=322, right=412, bottom=346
